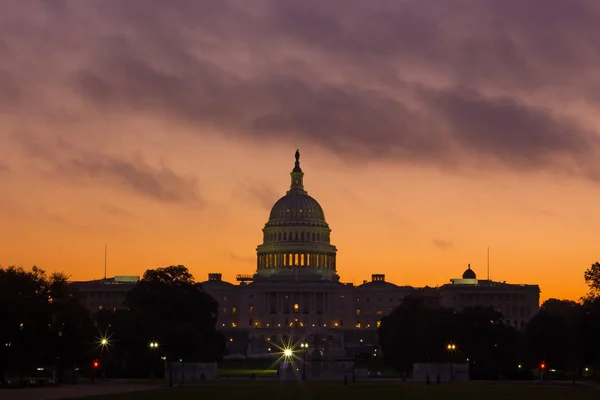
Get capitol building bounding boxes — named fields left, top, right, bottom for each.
left=72, top=151, right=541, bottom=358
left=71, top=150, right=540, bottom=358
left=197, top=151, right=541, bottom=357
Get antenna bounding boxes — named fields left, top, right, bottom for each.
left=487, top=246, right=490, bottom=281
left=104, top=245, right=107, bottom=280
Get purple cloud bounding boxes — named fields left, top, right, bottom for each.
left=1, top=0, right=599, bottom=179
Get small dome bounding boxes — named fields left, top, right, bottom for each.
left=462, top=264, right=476, bottom=279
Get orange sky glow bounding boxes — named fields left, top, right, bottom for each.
left=1, top=1, right=600, bottom=302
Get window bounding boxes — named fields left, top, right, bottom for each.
left=232, top=306, right=237, bottom=314
left=223, top=296, right=227, bottom=301
left=356, top=309, right=361, bottom=315
left=249, top=305, right=254, bottom=312
left=376, top=310, right=382, bottom=315
left=249, top=318, right=253, bottom=326
left=377, top=321, right=381, bottom=328
left=294, top=303, right=299, bottom=313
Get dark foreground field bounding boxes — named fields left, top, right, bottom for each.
left=74, top=381, right=599, bottom=400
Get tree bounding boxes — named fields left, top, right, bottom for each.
left=584, top=262, right=600, bottom=299
left=0, top=266, right=93, bottom=383
left=124, top=265, right=225, bottom=363
left=47, top=272, right=95, bottom=380
left=526, top=299, right=583, bottom=377
left=453, top=307, right=519, bottom=379
left=378, top=296, right=455, bottom=374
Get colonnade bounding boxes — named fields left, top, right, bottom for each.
left=257, top=252, right=336, bottom=270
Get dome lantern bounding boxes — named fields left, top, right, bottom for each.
left=288, top=149, right=306, bottom=194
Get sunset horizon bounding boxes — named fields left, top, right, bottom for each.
left=1, top=145, right=595, bottom=302
left=2, top=1, right=600, bottom=303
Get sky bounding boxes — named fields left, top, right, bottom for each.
left=1, top=0, right=599, bottom=302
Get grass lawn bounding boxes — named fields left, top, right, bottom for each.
left=72, top=381, right=599, bottom=400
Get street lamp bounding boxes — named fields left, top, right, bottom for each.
left=300, top=343, right=309, bottom=380
left=447, top=343, right=457, bottom=382
left=149, top=341, right=159, bottom=349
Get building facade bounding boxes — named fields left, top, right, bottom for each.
left=200, top=151, right=541, bottom=356
left=70, top=276, right=139, bottom=313
left=69, top=151, right=540, bottom=356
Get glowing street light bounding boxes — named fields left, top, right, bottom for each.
left=149, top=341, right=159, bottom=349
left=95, top=332, right=113, bottom=354
left=300, top=343, right=309, bottom=380
left=446, top=343, right=457, bottom=382
left=284, top=349, right=293, bottom=357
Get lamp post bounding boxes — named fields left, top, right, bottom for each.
left=447, top=344, right=456, bottom=382
left=148, top=341, right=159, bottom=380
left=300, top=343, right=309, bottom=380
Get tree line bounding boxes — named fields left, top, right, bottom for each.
left=378, top=262, right=600, bottom=380
left=0, top=265, right=225, bottom=383
left=1, top=262, right=599, bottom=382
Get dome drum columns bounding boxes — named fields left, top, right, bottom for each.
left=257, top=251, right=336, bottom=271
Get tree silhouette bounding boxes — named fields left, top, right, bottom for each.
left=584, top=262, right=600, bottom=299
left=125, top=265, right=225, bottom=362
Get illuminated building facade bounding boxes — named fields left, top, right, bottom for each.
left=200, top=151, right=541, bottom=357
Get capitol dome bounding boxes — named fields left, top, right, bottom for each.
left=266, top=194, right=329, bottom=229
left=255, top=150, right=338, bottom=281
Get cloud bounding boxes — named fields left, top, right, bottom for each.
left=227, top=251, right=254, bottom=264
left=100, top=204, right=134, bottom=218
left=1, top=1, right=600, bottom=180
left=432, top=238, right=454, bottom=251
left=32, top=207, right=88, bottom=231
left=0, top=160, right=9, bottom=172
left=16, top=135, right=204, bottom=206
left=234, top=179, right=281, bottom=211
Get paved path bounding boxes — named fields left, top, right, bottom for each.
left=0, top=382, right=162, bottom=400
